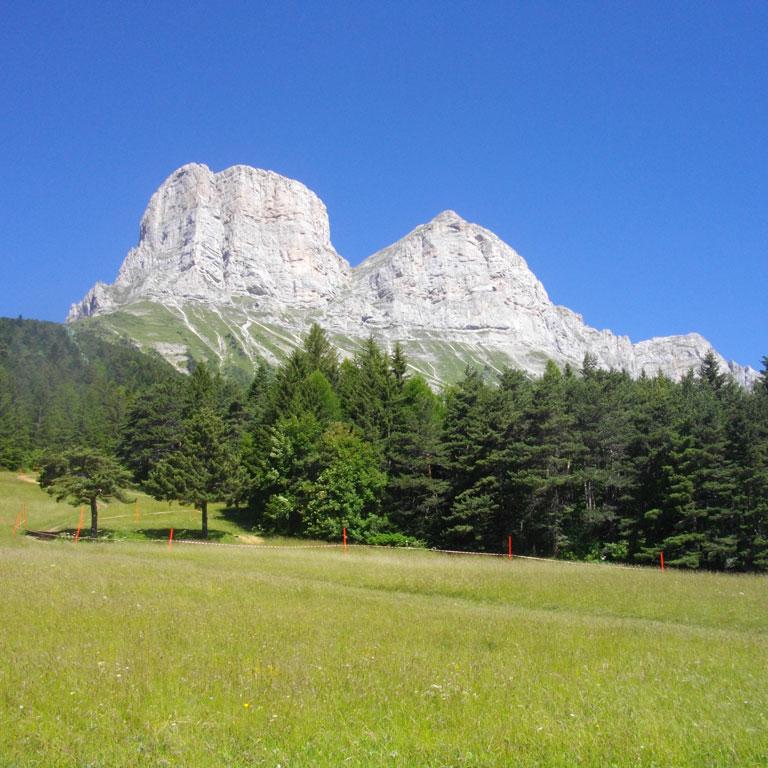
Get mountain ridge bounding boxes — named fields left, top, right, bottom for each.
left=68, top=163, right=758, bottom=387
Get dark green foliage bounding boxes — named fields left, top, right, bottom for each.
left=439, top=368, right=498, bottom=549
left=117, top=379, right=189, bottom=481
left=269, top=324, right=339, bottom=418
left=0, top=318, right=180, bottom=467
left=235, top=334, right=768, bottom=570
left=146, top=406, right=241, bottom=538
left=39, top=448, right=133, bottom=537
left=385, top=375, right=447, bottom=541
left=4, top=314, right=768, bottom=571
left=337, top=337, right=398, bottom=447
left=759, top=356, right=768, bottom=396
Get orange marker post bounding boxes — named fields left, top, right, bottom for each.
left=12, top=509, right=22, bottom=536
left=74, top=506, right=85, bottom=543
left=342, top=527, right=348, bottom=554
left=168, top=527, right=174, bottom=549
left=508, top=535, right=513, bottom=560
left=22, top=502, right=28, bottom=528
left=134, top=500, right=140, bottom=524
left=660, top=551, right=665, bottom=571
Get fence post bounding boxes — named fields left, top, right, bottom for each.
left=74, top=506, right=84, bottom=543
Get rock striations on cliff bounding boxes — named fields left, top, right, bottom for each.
left=69, top=163, right=757, bottom=387
left=71, top=164, right=350, bottom=317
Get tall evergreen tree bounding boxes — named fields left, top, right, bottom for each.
left=118, top=379, right=189, bottom=481
left=386, top=375, right=447, bottom=541
left=438, top=368, right=497, bottom=549
left=519, top=361, right=581, bottom=556
left=147, top=406, right=240, bottom=538
left=338, top=337, right=398, bottom=448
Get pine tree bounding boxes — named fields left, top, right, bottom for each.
left=147, top=406, right=240, bottom=538
left=519, top=361, right=581, bottom=556
left=39, top=449, right=132, bottom=537
left=338, top=337, right=397, bottom=448
left=117, top=380, right=189, bottom=481
left=391, top=343, right=408, bottom=388
left=567, top=364, right=634, bottom=559
left=759, top=356, right=768, bottom=396
left=270, top=325, right=339, bottom=418
left=699, top=350, right=727, bottom=392
left=385, top=375, right=448, bottom=541
left=438, top=368, right=497, bottom=549
left=625, top=372, right=687, bottom=564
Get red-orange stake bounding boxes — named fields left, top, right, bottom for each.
left=342, top=527, right=348, bottom=554
left=508, top=535, right=513, bottom=559
left=168, top=528, right=174, bottom=549
left=74, top=507, right=84, bottom=543
left=660, top=551, right=665, bottom=571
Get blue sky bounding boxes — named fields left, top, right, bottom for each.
left=1, top=1, right=766, bottom=368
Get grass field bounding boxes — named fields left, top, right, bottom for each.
left=1, top=472, right=767, bottom=767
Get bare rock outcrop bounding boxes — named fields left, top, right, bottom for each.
left=68, top=164, right=757, bottom=386
left=69, top=163, right=349, bottom=318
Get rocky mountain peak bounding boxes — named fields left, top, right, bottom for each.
left=430, top=209, right=466, bottom=224
left=69, top=163, right=350, bottom=319
left=327, top=209, right=551, bottom=332
left=67, top=163, right=757, bottom=387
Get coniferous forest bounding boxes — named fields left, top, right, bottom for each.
left=2, top=317, right=768, bottom=571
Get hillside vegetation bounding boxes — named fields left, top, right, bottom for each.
left=0, top=317, right=182, bottom=466
left=2, top=318, right=768, bottom=570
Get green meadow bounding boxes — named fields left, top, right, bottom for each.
left=1, top=472, right=766, bottom=767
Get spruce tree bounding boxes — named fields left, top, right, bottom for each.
left=438, top=368, right=497, bottom=549
left=117, top=380, right=188, bottom=481
left=147, top=406, right=240, bottom=538
left=521, top=361, right=581, bottom=556
left=338, top=337, right=397, bottom=448
left=386, top=375, right=448, bottom=541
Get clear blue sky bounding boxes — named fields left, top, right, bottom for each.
left=1, top=1, right=766, bottom=368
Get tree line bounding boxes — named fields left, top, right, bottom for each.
left=0, top=317, right=181, bottom=467
left=117, top=325, right=768, bottom=571
left=3, top=318, right=768, bottom=570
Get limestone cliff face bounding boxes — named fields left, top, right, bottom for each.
left=69, top=163, right=349, bottom=317
left=68, top=164, right=757, bottom=386
left=329, top=210, right=551, bottom=329
left=325, top=210, right=755, bottom=385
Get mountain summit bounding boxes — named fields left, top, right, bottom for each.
left=70, top=163, right=349, bottom=317
left=69, top=164, right=756, bottom=386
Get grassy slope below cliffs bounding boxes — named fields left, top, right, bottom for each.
left=74, top=300, right=528, bottom=387
left=1, top=472, right=767, bottom=767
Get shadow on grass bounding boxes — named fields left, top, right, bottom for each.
left=25, top=529, right=123, bottom=542
left=138, top=527, right=227, bottom=542
left=218, top=505, right=257, bottom=531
